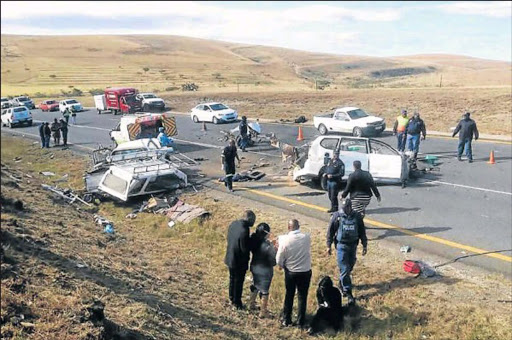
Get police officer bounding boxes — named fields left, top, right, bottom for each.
left=323, top=150, right=345, bottom=213
left=393, top=109, right=409, bottom=153
left=326, top=198, right=367, bottom=305
left=239, top=116, right=249, bottom=152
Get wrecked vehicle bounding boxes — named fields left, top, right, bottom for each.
left=110, top=113, right=177, bottom=145
left=223, top=120, right=275, bottom=148
left=84, top=159, right=188, bottom=202
left=293, top=136, right=409, bottom=186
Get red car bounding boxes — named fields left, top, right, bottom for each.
left=40, top=100, right=59, bottom=112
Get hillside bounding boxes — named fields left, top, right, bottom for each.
left=1, top=34, right=511, bottom=96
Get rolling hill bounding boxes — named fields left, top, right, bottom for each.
left=1, top=34, right=510, bottom=97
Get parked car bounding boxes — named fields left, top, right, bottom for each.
left=39, top=100, right=60, bottom=112
left=110, top=113, right=177, bottom=145
left=59, top=99, right=83, bottom=113
left=293, top=135, right=408, bottom=186
left=1, top=97, right=12, bottom=109
left=11, top=96, right=35, bottom=109
left=1, top=106, right=33, bottom=128
left=314, top=106, right=385, bottom=137
left=135, top=92, right=166, bottom=112
left=190, top=102, right=238, bottom=124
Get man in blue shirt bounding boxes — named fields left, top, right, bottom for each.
left=157, top=127, right=174, bottom=148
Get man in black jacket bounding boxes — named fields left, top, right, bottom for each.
left=323, top=150, right=345, bottom=213
left=59, top=118, right=69, bottom=146
left=38, top=122, right=46, bottom=148
left=326, top=198, right=367, bottom=305
left=224, top=210, right=256, bottom=309
left=405, top=112, right=427, bottom=161
left=341, top=160, right=381, bottom=218
left=452, top=112, right=479, bottom=163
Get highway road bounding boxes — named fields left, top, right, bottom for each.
left=2, top=108, right=511, bottom=276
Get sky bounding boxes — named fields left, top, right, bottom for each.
left=1, top=1, right=511, bottom=61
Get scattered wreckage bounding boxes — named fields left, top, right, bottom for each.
left=83, top=139, right=197, bottom=203
left=293, top=135, right=409, bottom=187
left=220, top=120, right=275, bottom=148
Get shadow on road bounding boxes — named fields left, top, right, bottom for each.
left=285, top=191, right=325, bottom=197
left=367, top=225, right=451, bottom=241
left=367, top=206, right=420, bottom=214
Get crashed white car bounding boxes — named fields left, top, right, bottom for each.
left=293, top=136, right=409, bottom=185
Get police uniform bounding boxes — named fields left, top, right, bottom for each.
left=325, top=155, right=345, bottom=213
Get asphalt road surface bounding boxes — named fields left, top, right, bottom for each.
left=3, top=108, right=511, bottom=276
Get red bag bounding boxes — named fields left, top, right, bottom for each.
left=403, top=260, right=421, bottom=274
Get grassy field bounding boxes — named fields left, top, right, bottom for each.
left=2, top=135, right=511, bottom=339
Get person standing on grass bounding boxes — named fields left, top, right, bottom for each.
left=50, top=118, right=61, bottom=146
left=59, top=118, right=68, bottom=147
left=38, top=122, right=46, bottom=148
left=341, top=160, right=381, bottom=218
left=224, top=210, right=257, bottom=310
left=276, top=219, right=312, bottom=329
left=43, top=122, right=51, bottom=148
left=452, top=112, right=479, bottom=163
left=393, top=109, right=409, bottom=153
left=323, top=150, right=345, bottom=213
left=248, top=222, right=277, bottom=318
left=405, top=112, right=427, bottom=162
left=326, top=198, right=367, bottom=306
left=221, top=139, right=241, bottom=192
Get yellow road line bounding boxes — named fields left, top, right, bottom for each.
left=236, top=186, right=512, bottom=263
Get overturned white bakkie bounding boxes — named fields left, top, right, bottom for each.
left=293, top=136, right=409, bottom=185
left=97, top=159, right=187, bottom=201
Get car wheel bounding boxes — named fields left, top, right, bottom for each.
left=27, top=121, right=32, bottom=127
left=212, top=116, right=219, bottom=124
left=8, top=121, right=12, bottom=128
left=143, top=104, right=149, bottom=112
left=112, top=109, right=117, bottom=115
left=193, top=115, right=199, bottom=123
left=353, top=127, right=363, bottom=137
left=98, top=109, right=102, bottom=115
left=318, top=124, right=328, bottom=135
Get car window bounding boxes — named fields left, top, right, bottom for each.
left=14, top=107, right=27, bottom=113
left=203, top=105, right=211, bottom=111
left=111, top=148, right=146, bottom=156
left=370, top=140, right=398, bottom=155
left=66, top=100, right=78, bottom=104
left=127, top=178, right=146, bottom=195
left=145, top=174, right=181, bottom=192
left=17, top=97, right=29, bottom=102
left=46, top=100, right=56, bottom=104
left=335, top=112, right=348, bottom=120
left=143, top=94, right=156, bottom=99
left=195, top=105, right=203, bottom=110
left=347, top=109, right=369, bottom=120
left=210, top=103, right=228, bottom=111
left=102, top=172, right=128, bottom=194
left=339, top=138, right=368, bottom=154
left=320, top=138, right=339, bottom=150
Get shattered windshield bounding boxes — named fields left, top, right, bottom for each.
left=347, top=109, right=369, bottom=120
left=210, top=103, right=228, bottom=111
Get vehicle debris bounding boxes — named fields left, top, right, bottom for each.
left=40, top=171, right=56, bottom=177
left=42, top=184, right=92, bottom=206
left=165, top=199, right=210, bottom=224
left=125, top=213, right=137, bottom=219
left=400, top=245, right=411, bottom=253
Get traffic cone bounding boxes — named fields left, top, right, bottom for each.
left=296, top=126, right=304, bottom=141
left=201, top=121, right=207, bottom=132
left=487, top=150, right=495, bottom=164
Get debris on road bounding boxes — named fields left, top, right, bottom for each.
left=168, top=221, right=176, bottom=228
left=166, top=199, right=210, bottom=224
left=42, top=184, right=92, bottom=206
left=400, top=245, right=411, bottom=254
left=218, top=170, right=266, bottom=183
left=125, top=213, right=137, bottom=219
left=40, top=171, right=55, bottom=177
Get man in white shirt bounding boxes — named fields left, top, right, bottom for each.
left=276, top=219, right=312, bottom=328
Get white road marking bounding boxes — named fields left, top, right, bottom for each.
left=418, top=179, right=512, bottom=196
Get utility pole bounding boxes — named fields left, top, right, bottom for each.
left=315, top=79, right=318, bottom=90
left=439, top=74, right=443, bottom=88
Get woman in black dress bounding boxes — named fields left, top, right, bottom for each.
left=248, top=223, right=277, bottom=318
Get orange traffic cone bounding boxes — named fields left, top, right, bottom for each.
left=201, top=121, right=207, bottom=132
left=297, top=126, right=304, bottom=141
left=487, top=150, right=495, bottom=164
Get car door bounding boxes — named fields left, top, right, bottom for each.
left=203, top=105, right=212, bottom=121
left=368, top=139, right=402, bottom=181
left=334, top=111, right=351, bottom=133
left=194, top=105, right=203, bottom=121
left=337, top=137, right=369, bottom=178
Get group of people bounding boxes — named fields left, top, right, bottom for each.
left=393, top=110, right=479, bottom=163
left=38, top=118, right=69, bottom=148
left=224, top=200, right=370, bottom=333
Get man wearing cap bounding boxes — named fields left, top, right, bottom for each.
left=393, top=110, right=409, bottom=153
left=157, top=127, right=174, bottom=148
left=323, top=150, right=345, bottom=213
left=452, top=112, right=479, bottom=163
left=326, top=198, right=367, bottom=305
left=405, top=112, right=427, bottom=162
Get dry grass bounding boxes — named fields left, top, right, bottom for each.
left=1, top=135, right=511, bottom=340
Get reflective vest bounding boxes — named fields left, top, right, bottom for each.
left=396, top=116, right=409, bottom=132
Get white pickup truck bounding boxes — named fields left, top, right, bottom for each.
left=314, top=106, right=386, bottom=137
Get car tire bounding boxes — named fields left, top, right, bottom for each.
left=98, top=109, right=101, bottom=115
left=143, top=104, right=149, bottom=112
left=193, top=115, right=199, bottom=123
left=112, top=109, right=117, bottom=115
left=212, top=117, right=219, bottom=124
left=318, top=124, right=328, bottom=135
left=27, top=121, right=32, bottom=127
left=8, top=121, right=12, bottom=128
left=353, top=127, right=363, bottom=137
